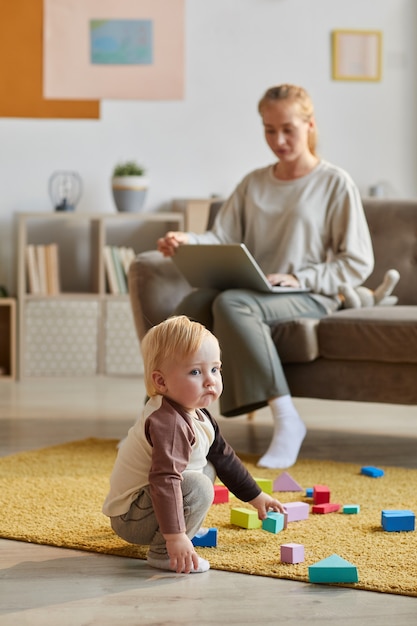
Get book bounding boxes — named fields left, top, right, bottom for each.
left=35, top=245, right=48, bottom=295
left=45, top=243, right=60, bottom=295
left=119, top=246, right=136, bottom=280
left=104, top=246, right=119, bottom=294
left=25, top=244, right=41, bottom=294
left=111, top=247, right=128, bottom=294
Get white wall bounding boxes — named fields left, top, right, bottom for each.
left=1, top=0, right=416, bottom=292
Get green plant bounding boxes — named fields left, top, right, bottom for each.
left=112, top=161, right=146, bottom=177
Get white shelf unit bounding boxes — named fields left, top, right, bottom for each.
left=17, top=211, right=184, bottom=379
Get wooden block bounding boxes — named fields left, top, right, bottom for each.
left=273, top=471, right=303, bottom=492
left=305, top=488, right=313, bottom=498
left=230, top=507, right=262, bottom=529
left=253, top=477, right=273, bottom=495
left=343, top=504, right=360, bottom=514
left=280, top=543, right=304, bottom=564
left=381, top=510, right=415, bottom=532
left=213, top=484, right=229, bottom=504
left=313, top=484, right=330, bottom=504
left=262, top=512, right=285, bottom=534
left=309, top=554, right=358, bottom=584
left=191, top=527, right=218, bottom=547
left=312, top=503, right=341, bottom=514
left=361, top=466, right=384, bottom=478
left=282, top=501, right=309, bottom=522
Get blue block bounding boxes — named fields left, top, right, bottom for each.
left=381, top=510, right=415, bottom=532
left=191, top=527, right=218, bottom=547
left=361, top=466, right=384, bottom=477
left=305, top=488, right=313, bottom=498
left=308, top=554, right=358, bottom=584
left=262, top=512, right=285, bottom=534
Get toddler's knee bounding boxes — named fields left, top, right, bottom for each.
left=183, top=472, right=214, bottom=509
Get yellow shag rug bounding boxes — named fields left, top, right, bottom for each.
left=0, top=438, right=416, bottom=596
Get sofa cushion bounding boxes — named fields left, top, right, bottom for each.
left=272, top=318, right=320, bottom=363
left=318, top=306, right=417, bottom=363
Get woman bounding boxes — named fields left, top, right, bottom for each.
left=157, top=84, right=374, bottom=469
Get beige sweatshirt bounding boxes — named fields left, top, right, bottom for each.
left=187, top=160, right=374, bottom=311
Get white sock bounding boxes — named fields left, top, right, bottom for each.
left=147, top=555, right=210, bottom=574
left=257, top=395, right=306, bottom=469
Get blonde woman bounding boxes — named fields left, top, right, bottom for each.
left=157, top=84, right=374, bottom=469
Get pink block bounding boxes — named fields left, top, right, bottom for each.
left=313, top=484, right=330, bottom=504
left=281, top=543, right=305, bottom=564
left=213, top=485, right=229, bottom=504
left=283, top=501, right=309, bottom=522
left=312, top=503, right=341, bottom=514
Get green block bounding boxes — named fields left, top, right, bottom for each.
left=308, top=554, right=359, bottom=583
left=230, top=507, right=262, bottom=529
left=343, top=504, right=360, bottom=514
left=262, top=512, right=285, bottom=534
left=253, top=477, right=273, bottom=494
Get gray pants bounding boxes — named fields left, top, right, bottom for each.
left=110, top=467, right=215, bottom=560
left=176, top=288, right=327, bottom=417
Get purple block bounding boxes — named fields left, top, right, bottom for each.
left=283, top=501, right=309, bottom=522
left=273, top=471, right=303, bottom=492
left=281, top=543, right=304, bottom=564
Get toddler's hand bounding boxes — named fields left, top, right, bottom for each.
left=249, top=492, right=285, bottom=520
left=164, top=532, right=199, bottom=573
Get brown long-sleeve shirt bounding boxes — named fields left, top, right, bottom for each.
left=102, top=395, right=261, bottom=534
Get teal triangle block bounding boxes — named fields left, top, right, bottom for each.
left=309, top=554, right=358, bottom=583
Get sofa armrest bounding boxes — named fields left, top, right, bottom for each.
left=128, top=250, right=192, bottom=341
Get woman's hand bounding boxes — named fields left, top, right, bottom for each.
left=157, top=231, right=189, bottom=257
left=248, top=492, right=285, bottom=520
left=164, top=532, right=200, bottom=573
left=267, top=273, right=300, bottom=288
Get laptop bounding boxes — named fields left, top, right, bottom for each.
left=172, top=244, right=310, bottom=294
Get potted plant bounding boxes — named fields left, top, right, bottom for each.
left=111, top=160, right=149, bottom=212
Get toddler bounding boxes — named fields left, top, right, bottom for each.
left=103, top=315, right=284, bottom=574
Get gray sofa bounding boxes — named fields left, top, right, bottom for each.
left=129, top=198, right=417, bottom=408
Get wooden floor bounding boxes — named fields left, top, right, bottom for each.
left=1, top=377, right=417, bottom=625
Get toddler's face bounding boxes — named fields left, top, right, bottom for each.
left=156, top=335, right=222, bottom=413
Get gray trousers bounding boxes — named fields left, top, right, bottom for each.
left=175, top=288, right=327, bottom=417
left=110, top=466, right=215, bottom=560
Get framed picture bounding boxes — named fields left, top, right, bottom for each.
left=332, top=30, right=382, bottom=82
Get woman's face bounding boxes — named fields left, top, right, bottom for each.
left=261, top=100, right=314, bottom=164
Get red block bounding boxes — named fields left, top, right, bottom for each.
left=312, top=503, right=341, bottom=514
left=313, top=484, right=330, bottom=504
left=213, top=484, right=229, bottom=504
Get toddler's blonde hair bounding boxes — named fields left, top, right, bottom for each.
left=141, top=315, right=217, bottom=397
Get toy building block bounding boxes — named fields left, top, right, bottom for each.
left=381, top=510, right=415, bottom=532
left=312, top=503, right=341, bottom=514
left=191, top=527, right=218, bottom=547
left=282, top=501, right=309, bottom=522
left=253, top=477, right=273, bottom=495
left=273, top=471, right=303, bottom=492
left=313, top=485, right=330, bottom=504
left=361, top=466, right=384, bottom=478
left=308, top=554, right=358, bottom=584
left=213, top=484, right=229, bottom=504
left=230, top=507, right=262, bottom=529
left=262, top=511, right=285, bottom=534
left=305, top=488, right=313, bottom=498
left=280, top=543, right=304, bottom=564
left=343, top=504, right=360, bottom=514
